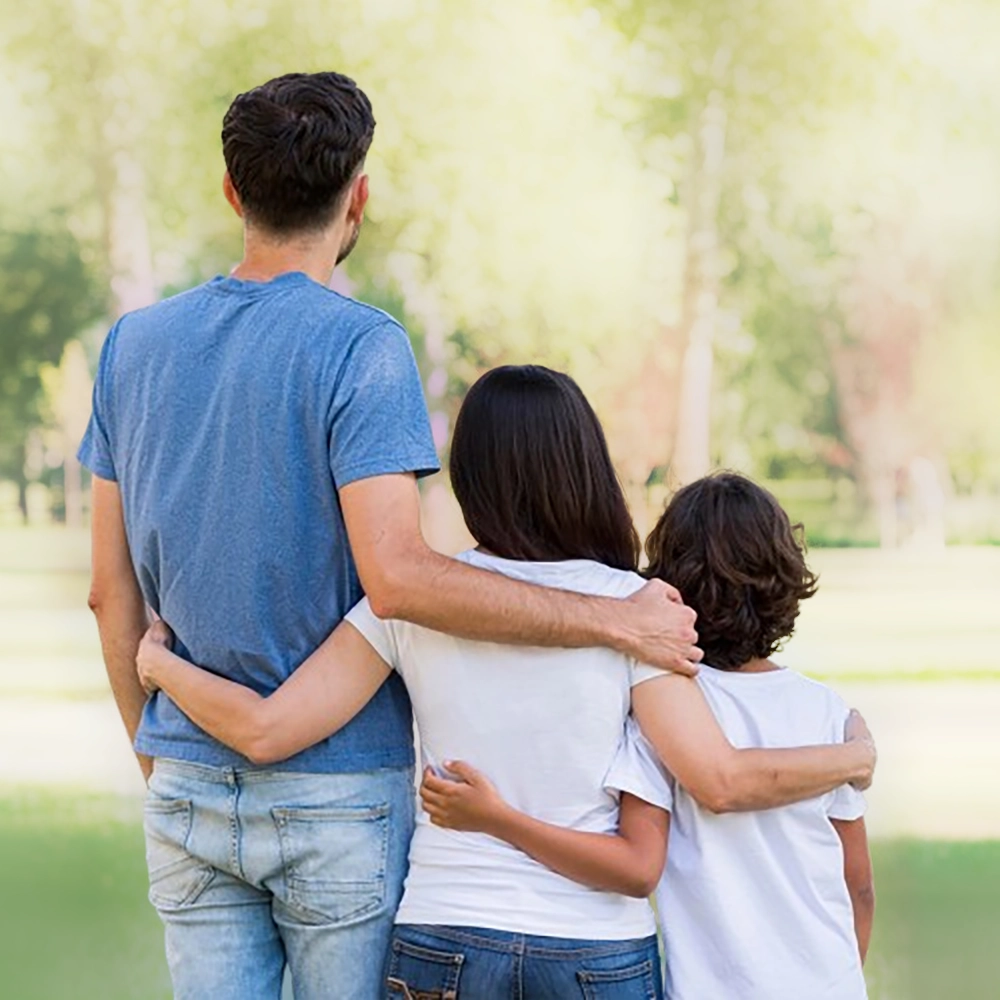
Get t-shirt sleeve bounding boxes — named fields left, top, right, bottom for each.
left=77, top=323, right=120, bottom=481
left=327, top=317, right=440, bottom=489
left=344, top=597, right=402, bottom=672
left=825, top=691, right=867, bottom=821
left=603, top=716, right=673, bottom=812
left=629, top=661, right=668, bottom=687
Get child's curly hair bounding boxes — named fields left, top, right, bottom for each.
left=646, top=472, right=819, bottom=671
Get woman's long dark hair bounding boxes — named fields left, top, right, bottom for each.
left=449, top=365, right=640, bottom=571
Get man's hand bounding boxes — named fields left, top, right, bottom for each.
left=618, top=580, right=702, bottom=676
left=420, top=761, right=510, bottom=834
left=136, top=620, right=175, bottom=695
left=845, top=709, right=877, bottom=791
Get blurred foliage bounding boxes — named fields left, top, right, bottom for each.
left=0, top=0, right=998, bottom=540
left=0, top=226, right=103, bottom=518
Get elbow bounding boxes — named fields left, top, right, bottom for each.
left=240, top=713, right=285, bottom=766
left=629, top=872, right=662, bottom=899
left=687, top=774, right=740, bottom=815
left=243, top=737, right=284, bottom=767
left=853, top=881, right=877, bottom=914
left=621, top=855, right=666, bottom=898
left=87, top=586, right=106, bottom=617
left=365, top=577, right=405, bottom=621
left=364, top=555, right=423, bottom=620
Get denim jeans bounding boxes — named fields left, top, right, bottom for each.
left=144, top=759, right=415, bottom=1000
left=385, top=926, right=663, bottom=1000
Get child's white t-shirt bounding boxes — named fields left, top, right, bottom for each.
left=617, top=666, right=868, bottom=1000
left=345, top=549, right=664, bottom=939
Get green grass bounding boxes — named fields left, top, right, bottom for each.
left=0, top=792, right=170, bottom=1000
left=0, top=792, right=995, bottom=1000
left=867, top=840, right=1000, bottom=1000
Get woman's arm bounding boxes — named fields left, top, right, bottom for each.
left=832, top=817, right=875, bottom=963
left=420, top=762, right=668, bottom=898
left=631, top=675, right=876, bottom=814
left=136, top=620, right=391, bottom=764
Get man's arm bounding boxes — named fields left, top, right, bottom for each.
left=87, top=476, right=152, bottom=781
left=832, top=817, right=876, bottom=964
left=632, top=675, right=876, bottom=813
left=339, top=474, right=701, bottom=674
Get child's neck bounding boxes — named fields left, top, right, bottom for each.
left=736, top=657, right=782, bottom=674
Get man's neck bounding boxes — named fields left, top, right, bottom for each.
left=231, top=225, right=343, bottom=287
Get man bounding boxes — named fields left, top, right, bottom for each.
left=81, top=72, right=702, bottom=1000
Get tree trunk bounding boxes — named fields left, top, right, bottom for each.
left=671, top=92, right=727, bottom=486
left=17, top=475, right=28, bottom=525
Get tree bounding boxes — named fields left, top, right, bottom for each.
left=0, top=226, right=103, bottom=520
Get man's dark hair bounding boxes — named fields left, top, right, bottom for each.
left=221, top=72, right=375, bottom=235
left=646, top=472, right=819, bottom=670
left=450, top=366, right=640, bottom=571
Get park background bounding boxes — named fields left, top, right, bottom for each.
left=1, top=0, right=999, bottom=996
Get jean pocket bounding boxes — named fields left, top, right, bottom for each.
left=386, top=939, right=464, bottom=999
left=578, top=958, right=659, bottom=1000
left=143, top=796, right=214, bottom=910
left=272, top=802, right=390, bottom=926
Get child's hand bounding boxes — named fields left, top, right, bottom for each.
left=420, top=761, right=510, bottom=834
left=136, top=620, right=176, bottom=695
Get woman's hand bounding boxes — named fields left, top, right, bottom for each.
left=136, top=619, right=176, bottom=695
left=419, top=761, right=511, bottom=834
left=845, top=709, right=877, bottom=791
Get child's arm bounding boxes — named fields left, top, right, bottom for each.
left=420, top=761, right=668, bottom=898
left=832, top=817, right=876, bottom=963
left=136, top=620, right=391, bottom=764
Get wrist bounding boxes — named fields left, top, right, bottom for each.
left=485, top=801, right=521, bottom=839
left=593, top=597, right=632, bottom=655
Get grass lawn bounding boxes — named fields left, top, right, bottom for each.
left=1, top=791, right=997, bottom=1000
left=0, top=793, right=170, bottom=1000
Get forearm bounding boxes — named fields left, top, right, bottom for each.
left=91, top=597, right=152, bottom=777
left=715, top=742, right=874, bottom=813
left=486, top=807, right=655, bottom=898
left=850, top=885, right=875, bottom=963
left=150, top=656, right=269, bottom=761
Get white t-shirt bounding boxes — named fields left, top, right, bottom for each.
left=345, top=549, right=663, bottom=939
left=617, top=666, right=868, bottom=1000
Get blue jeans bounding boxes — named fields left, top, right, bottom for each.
left=385, top=926, right=663, bottom=1000
left=144, top=759, right=414, bottom=1000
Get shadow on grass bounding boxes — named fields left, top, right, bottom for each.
left=1, top=791, right=997, bottom=1000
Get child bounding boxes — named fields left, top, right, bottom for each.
left=422, top=471, right=874, bottom=1000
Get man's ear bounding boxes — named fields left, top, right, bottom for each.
left=222, top=172, right=244, bottom=218
left=346, top=173, right=369, bottom=225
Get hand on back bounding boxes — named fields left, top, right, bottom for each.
left=420, top=762, right=510, bottom=834
left=136, top=619, right=176, bottom=695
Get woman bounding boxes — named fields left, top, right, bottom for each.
left=138, top=366, right=875, bottom=998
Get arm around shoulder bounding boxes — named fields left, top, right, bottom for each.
left=339, top=473, right=702, bottom=673
left=631, top=675, right=877, bottom=813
